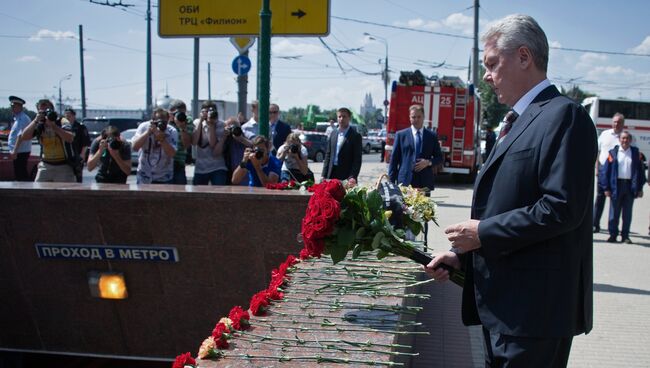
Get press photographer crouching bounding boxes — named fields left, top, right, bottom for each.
left=276, top=132, right=314, bottom=182
left=17, top=99, right=77, bottom=182
left=87, top=126, right=132, bottom=184
left=131, top=108, right=178, bottom=184
left=231, top=136, right=281, bottom=187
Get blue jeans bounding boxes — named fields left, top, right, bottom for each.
left=608, top=180, right=635, bottom=238
left=193, top=169, right=227, bottom=185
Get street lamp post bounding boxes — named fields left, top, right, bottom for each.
left=364, top=33, right=389, bottom=127
left=58, top=74, right=72, bottom=114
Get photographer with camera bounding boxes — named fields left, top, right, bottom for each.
left=223, top=117, right=250, bottom=185
left=131, top=108, right=178, bottom=184
left=192, top=106, right=228, bottom=185
left=276, top=132, right=313, bottom=182
left=231, top=136, right=281, bottom=187
left=63, top=108, right=91, bottom=183
left=168, top=99, right=194, bottom=184
left=17, top=99, right=76, bottom=182
left=87, top=126, right=131, bottom=183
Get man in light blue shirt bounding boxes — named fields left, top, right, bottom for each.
left=8, top=96, right=33, bottom=181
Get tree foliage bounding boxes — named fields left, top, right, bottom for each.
left=560, top=85, right=595, bottom=103
left=477, top=66, right=509, bottom=128
left=0, top=108, right=36, bottom=123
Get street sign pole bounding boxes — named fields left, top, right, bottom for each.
left=258, top=0, right=271, bottom=139
left=237, top=50, right=249, bottom=117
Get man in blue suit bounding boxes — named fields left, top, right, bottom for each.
left=388, top=104, right=443, bottom=191
left=426, top=14, right=596, bottom=367
left=601, top=131, right=645, bottom=244
left=269, top=103, right=291, bottom=155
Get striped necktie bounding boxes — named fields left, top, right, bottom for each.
left=497, top=110, right=519, bottom=141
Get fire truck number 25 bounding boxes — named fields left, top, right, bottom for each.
left=440, top=96, right=452, bottom=107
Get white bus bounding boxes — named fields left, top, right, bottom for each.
left=582, top=96, right=650, bottom=162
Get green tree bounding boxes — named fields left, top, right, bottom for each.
left=477, top=66, right=509, bottom=128
left=0, top=107, right=36, bottom=123
left=560, top=85, right=595, bottom=103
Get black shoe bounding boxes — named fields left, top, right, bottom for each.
left=606, top=236, right=618, bottom=243
left=622, top=238, right=632, bottom=244
left=593, top=226, right=600, bottom=233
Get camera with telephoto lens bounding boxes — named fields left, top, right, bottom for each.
left=38, top=109, right=57, bottom=122
left=228, top=125, right=243, bottom=137
left=290, top=144, right=300, bottom=154
left=252, top=146, right=264, bottom=160
left=107, top=137, right=122, bottom=150
left=154, top=119, right=167, bottom=131
left=207, top=108, right=218, bottom=120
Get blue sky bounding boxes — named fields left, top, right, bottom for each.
left=2, top=0, right=649, bottom=114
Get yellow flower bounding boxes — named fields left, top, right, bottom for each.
left=218, top=317, right=233, bottom=330
left=384, top=210, right=392, bottom=219
left=198, top=336, right=216, bottom=359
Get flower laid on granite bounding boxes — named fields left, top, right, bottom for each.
left=197, top=336, right=222, bottom=360
left=228, top=306, right=250, bottom=331
left=250, top=290, right=271, bottom=316
left=211, top=322, right=231, bottom=349
left=172, top=352, right=196, bottom=368
left=265, top=179, right=314, bottom=190
left=299, top=179, right=464, bottom=286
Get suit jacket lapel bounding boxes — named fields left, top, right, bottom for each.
left=475, top=85, right=560, bottom=187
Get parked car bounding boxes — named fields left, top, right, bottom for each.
left=297, top=131, right=328, bottom=163
left=118, top=128, right=139, bottom=171
left=0, top=142, right=39, bottom=181
left=82, top=117, right=142, bottom=142
left=366, top=129, right=386, bottom=152
left=0, top=121, right=11, bottom=141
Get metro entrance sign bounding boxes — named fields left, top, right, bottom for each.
left=159, top=0, right=330, bottom=37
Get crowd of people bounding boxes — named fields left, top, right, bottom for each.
left=5, top=97, right=383, bottom=189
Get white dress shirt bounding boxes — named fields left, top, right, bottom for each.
left=598, top=129, right=621, bottom=165
left=616, top=146, right=633, bottom=179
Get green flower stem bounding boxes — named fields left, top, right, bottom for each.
left=373, top=277, right=438, bottom=290
left=286, top=277, right=414, bottom=286
left=278, top=297, right=423, bottom=312
left=234, top=336, right=419, bottom=357
left=221, top=353, right=404, bottom=366
left=234, top=331, right=412, bottom=349
left=282, top=287, right=431, bottom=299
left=249, top=321, right=429, bottom=335
left=271, top=303, right=421, bottom=316
left=254, top=317, right=422, bottom=328
left=292, top=270, right=418, bottom=281
left=269, top=311, right=422, bottom=326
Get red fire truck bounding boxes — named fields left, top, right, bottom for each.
left=384, top=75, right=481, bottom=182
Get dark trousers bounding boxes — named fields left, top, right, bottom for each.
left=608, top=179, right=634, bottom=238
left=13, top=152, right=31, bottom=181
left=593, top=166, right=607, bottom=228
left=483, top=328, right=573, bottom=368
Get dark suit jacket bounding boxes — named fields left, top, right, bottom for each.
left=322, top=126, right=362, bottom=180
left=388, top=127, right=443, bottom=190
left=272, top=120, right=291, bottom=152
left=462, top=85, right=596, bottom=338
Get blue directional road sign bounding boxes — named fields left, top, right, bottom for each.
left=232, top=55, right=252, bottom=76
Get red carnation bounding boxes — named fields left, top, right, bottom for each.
left=267, top=280, right=284, bottom=300
left=299, top=248, right=311, bottom=259
left=250, top=291, right=270, bottom=316
left=211, top=322, right=230, bottom=349
left=172, top=352, right=196, bottom=368
left=228, top=306, right=250, bottom=331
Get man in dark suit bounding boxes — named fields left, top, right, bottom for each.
left=269, top=103, right=291, bottom=155
left=388, top=104, right=443, bottom=191
left=426, top=14, right=596, bottom=367
left=322, top=107, right=362, bottom=183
